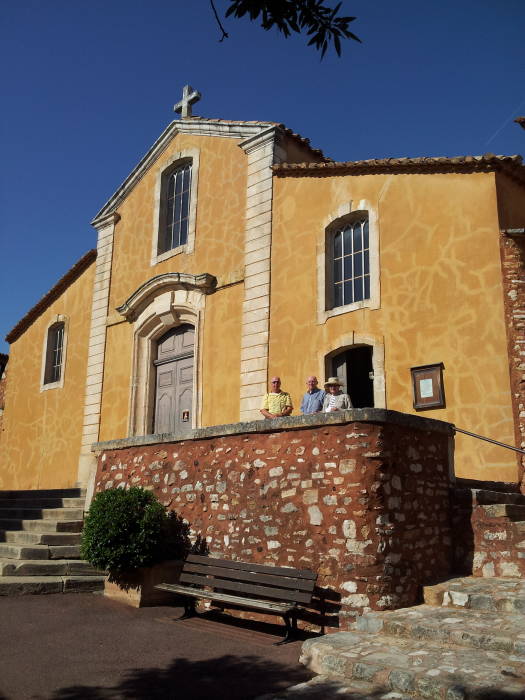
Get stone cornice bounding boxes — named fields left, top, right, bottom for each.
left=6, top=250, right=97, bottom=344
left=92, top=121, right=179, bottom=225
left=92, top=408, right=454, bottom=452
left=116, top=272, right=217, bottom=321
left=92, top=212, right=120, bottom=231
left=239, top=126, right=278, bottom=155
left=176, top=119, right=271, bottom=139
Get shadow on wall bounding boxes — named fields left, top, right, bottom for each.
left=451, top=490, right=475, bottom=575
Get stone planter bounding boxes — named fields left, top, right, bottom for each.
left=104, top=560, right=183, bottom=608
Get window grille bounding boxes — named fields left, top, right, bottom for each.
left=332, top=217, right=370, bottom=308
left=44, top=323, right=64, bottom=384
left=159, top=162, right=192, bottom=254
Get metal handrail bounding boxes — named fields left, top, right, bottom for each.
left=454, top=426, right=525, bottom=455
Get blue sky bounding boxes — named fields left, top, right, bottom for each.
left=1, top=0, right=524, bottom=353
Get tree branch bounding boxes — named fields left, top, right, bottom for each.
left=210, top=0, right=229, bottom=42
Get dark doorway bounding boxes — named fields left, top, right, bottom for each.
left=153, top=324, right=194, bottom=434
left=330, top=346, right=374, bottom=408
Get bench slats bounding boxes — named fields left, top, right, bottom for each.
left=183, top=561, right=316, bottom=593
left=179, top=572, right=313, bottom=604
left=156, top=583, right=294, bottom=613
left=186, top=554, right=316, bottom=580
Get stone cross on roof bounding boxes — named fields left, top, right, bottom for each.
left=174, top=85, right=201, bottom=119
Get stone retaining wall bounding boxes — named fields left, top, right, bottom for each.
left=93, top=410, right=454, bottom=630
left=500, top=232, right=525, bottom=493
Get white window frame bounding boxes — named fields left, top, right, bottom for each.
left=40, top=315, right=69, bottom=392
left=317, top=201, right=380, bottom=324
left=150, top=148, right=199, bottom=266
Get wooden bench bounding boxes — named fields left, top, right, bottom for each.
left=155, top=554, right=317, bottom=644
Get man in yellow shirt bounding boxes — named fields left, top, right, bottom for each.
left=260, top=377, right=293, bottom=419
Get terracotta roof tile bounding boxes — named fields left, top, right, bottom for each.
left=187, top=117, right=329, bottom=161
left=272, top=154, right=525, bottom=183
left=6, top=249, right=97, bottom=344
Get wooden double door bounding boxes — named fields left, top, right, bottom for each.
left=153, top=324, right=194, bottom=434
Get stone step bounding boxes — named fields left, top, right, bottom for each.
left=0, top=497, right=85, bottom=509
left=0, top=542, right=81, bottom=560
left=481, top=503, right=525, bottom=521
left=0, top=530, right=82, bottom=545
left=0, top=559, right=103, bottom=577
left=356, top=605, right=525, bottom=657
left=256, top=675, right=413, bottom=699
left=300, top=631, right=525, bottom=699
left=453, top=488, right=525, bottom=507
left=0, top=518, right=83, bottom=533
left=0, top=507, right=84, bottom=521
left=0, top=488, right=85, bottom=499
left=0, top=575, right=105, bottom=596
left=423, top=576, right=525, bottom=612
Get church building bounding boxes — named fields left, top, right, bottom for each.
left=2, top=87, right=524, bottom=495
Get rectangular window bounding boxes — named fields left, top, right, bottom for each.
left=44, top=323, right=64, bottom=384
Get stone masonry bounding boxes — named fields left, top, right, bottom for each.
left=500, top=230, right=525, bottom=493
left=0, top=354, right=7, bottom=437
left=93, top=410, right=453, bottom=630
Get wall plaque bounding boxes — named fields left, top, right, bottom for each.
left=411, top=363, right=445, bottom=410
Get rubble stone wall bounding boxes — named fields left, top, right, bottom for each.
left=94, top=410, right=453, bottom=630
left=0, top=359, right=7, bottom=438
left=500, top=232, right=525, bottom=493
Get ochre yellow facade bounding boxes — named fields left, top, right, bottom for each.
left=98, top=133, right=247, bottom=440
left=0, top=261, right=95, bottom=489
left=270, top=170, right=515, bottom=481
left=1, top=118, right=523, bottom=491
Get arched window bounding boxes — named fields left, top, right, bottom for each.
left=331, top=215, right=370, bottom=309
left=318, top=204, right=379, bottom=324
left=43, top=322, right=65, bottom=385
left=158, top=161, right=192, bottom=255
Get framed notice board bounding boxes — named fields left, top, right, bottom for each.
left=411, top=363, right=445, bottom=410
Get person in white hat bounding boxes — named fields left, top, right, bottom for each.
left=322, top=377, right=352, bottom=412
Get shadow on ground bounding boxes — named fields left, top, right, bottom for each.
left=41, top=655, right=311, bottom=700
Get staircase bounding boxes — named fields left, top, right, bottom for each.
left=0, top=488, right=105, bottom=595
left=260, top=577, right=525, bottom=699
left=258, top=484, right=525, bottom=699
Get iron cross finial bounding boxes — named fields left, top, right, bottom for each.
left=174, top=85, right=202, bottom=119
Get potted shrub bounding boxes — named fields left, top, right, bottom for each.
left=81, top=487, right=188, bottom=607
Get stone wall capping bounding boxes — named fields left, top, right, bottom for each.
left=92, top=408, right=454, bottom=453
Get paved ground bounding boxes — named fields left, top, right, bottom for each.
left=0, top=593, right=313, bottom=700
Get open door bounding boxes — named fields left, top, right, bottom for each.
left=330, top=346, right=374, bottom=408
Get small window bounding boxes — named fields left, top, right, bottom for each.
left=332, top=216, right=370, bottom=308
left=44, top=322, right=64, bottom=385
left=158, top=161, right=192, bottom=255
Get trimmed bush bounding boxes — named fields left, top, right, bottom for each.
left=81, top=487, right=169, bottom=573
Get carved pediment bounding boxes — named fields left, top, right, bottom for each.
left=116, top=273, right=217, bottom=322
